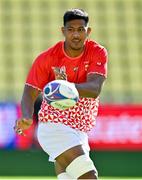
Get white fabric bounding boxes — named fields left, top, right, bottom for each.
left=66, top=154, right=98, bottom=179
left=37, top=122, right=90, bottom=162
left=57, top=172, right=75, bottom=180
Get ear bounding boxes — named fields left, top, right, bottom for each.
left=61, top=27, right=65, bottom=36
left=87, top=27, right=91, bottom=36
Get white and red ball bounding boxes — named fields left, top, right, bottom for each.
left=43, top=80, right=79, bottom=110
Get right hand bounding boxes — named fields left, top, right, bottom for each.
left=14, top=118, right=33, bottom=136
left=52, top=66, right=67, bottom=80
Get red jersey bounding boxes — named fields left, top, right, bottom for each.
left=26, top=40, right=108, bottom=132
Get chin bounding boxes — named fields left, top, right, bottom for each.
left=72, top=47, right=81, bottom=50
left=71, top=44, right=83, bottom=50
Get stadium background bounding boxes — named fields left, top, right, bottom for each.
left=0, top=0, right=142, bottom=178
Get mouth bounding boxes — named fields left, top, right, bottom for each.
left=72, top=39, right=81, bottom=43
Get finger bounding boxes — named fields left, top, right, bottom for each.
left=13, top=121, right=19, bottom=131
left=61, top=73, right=67, bottom=80
left=56, top=74, right=66, bottom=80
left=60, top=66, right=66, bottom=73
left=53, top=67, right=66, bottom=76
left=52, top=67, right=60, bottom=73
left=15, top=120, right=19, bottom=126
left=21, top=118, right=32, bottom=126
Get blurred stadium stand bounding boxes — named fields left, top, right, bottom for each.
left=0, top=0, right=142, bottom=103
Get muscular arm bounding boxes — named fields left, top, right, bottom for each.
left=14, top=85, right=40, bottom=135
left=75, top=73, right=106, bottom=98
left=21, top=85, right=41, bottom=119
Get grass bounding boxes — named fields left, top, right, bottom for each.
left=0, top=177, right=142, bottom=180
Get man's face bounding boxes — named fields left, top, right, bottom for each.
left=62, top=19, right=91, bottom=51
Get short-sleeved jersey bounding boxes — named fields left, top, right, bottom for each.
left=26, top=40, right=108, bottom=132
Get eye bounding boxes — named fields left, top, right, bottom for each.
left=78, top=27, right=85, bottom=32
left=67, top=28, right=73, bottom=32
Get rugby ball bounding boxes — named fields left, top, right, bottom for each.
left=43, top=80, right=79, bottom=110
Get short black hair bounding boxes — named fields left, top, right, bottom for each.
left=63, top=8, right=89, bottom=26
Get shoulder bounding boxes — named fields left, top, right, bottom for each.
left=85, top=39, right=107, bottom=53
left=85, top=40, right=108, bottom=62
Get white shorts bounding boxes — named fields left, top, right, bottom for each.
left=37, top=122, right=90, bottom=162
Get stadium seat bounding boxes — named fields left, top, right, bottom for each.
left=0, top=0, right=141, bottom=103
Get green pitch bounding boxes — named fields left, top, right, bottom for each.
left=0, top=177, right=142, bottom=180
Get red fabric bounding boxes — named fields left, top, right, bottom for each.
left=26, top=40, right=108, bottom=90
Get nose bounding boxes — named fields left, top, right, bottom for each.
left=72, top=30, right=80, bottom=38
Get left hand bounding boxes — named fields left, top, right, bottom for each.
left=14, top=118, right=33, bottom=136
